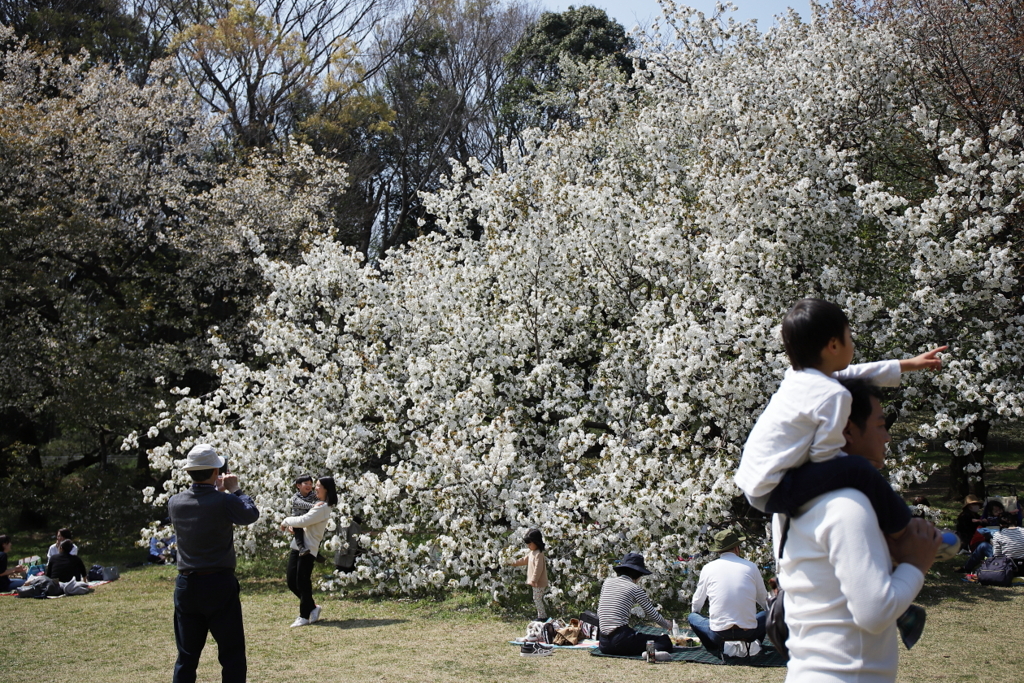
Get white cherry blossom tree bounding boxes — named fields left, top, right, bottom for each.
left=142, top=5, right=1024, bottom=608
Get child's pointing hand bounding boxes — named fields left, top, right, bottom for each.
left=899, top=346, right=947, bottom=373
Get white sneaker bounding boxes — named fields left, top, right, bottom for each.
left=520, top=642, right=554, bottom=657
left=290, top=617, right=309, bottom=628
left=642, top=650, right=672, bottom=662
left=309, top=605, right=322, bottom=624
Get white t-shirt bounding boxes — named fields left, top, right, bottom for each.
left=775, top=489, right=924, bottom=683
left=47, top=542, right=79, bottom=558
left=736, top=360, right=901, bottom=510
left=691, top=552, right=769, bottom=631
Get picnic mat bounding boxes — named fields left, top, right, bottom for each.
left=510, top=638, right=599, bottom=650
left=1, top=580, right=112, bottom=597
left=588, top=625, right=788, bottom=667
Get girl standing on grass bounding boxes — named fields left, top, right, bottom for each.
left=510, top=528, right=548, bottom=619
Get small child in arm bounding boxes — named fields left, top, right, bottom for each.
left=735, top=299, right=945, bottom=649
left=290, top=474, right=318, bottom=555
left=509, top=528, right=548, bottom=620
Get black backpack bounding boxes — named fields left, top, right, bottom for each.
left=765, top=589, right=789, bottom=660
left=977, top=556, right=1018, bottom=586
left=15, top=576, right=61, bottom=598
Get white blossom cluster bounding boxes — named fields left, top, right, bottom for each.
left=144, top=6, right=1024, bottom=606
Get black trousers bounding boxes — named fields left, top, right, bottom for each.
left=173, top=571, right=246, bottom=683
left=598, top=625, right=673, bottom=656
left=767, top=454, right=912, bottom=534
left=286, top=550, right=316, bottom=619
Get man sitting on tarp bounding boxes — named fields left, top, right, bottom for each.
left=687, top=529, right=769, bottom=657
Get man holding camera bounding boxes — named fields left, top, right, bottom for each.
left=168, top=444, right=259, bottom=683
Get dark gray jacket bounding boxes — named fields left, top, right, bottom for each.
left=168, top=484, right=259, bottom=572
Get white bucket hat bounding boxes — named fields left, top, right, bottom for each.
left=183, top=444, right=225, bottom=470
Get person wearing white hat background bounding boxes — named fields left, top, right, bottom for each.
left=168, top=444, right=259, bottom=683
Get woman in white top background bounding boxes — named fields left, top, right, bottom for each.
left=46, top=528, right=78, bottom=559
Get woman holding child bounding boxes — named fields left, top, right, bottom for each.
left=281, top=476, right=337, bottom=628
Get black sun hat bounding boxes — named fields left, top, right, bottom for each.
left=613, top=552, right=652, bottom=576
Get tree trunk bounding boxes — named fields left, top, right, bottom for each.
left=136, top=447, right=150, bottom=473
left=948, top=419, right=988, bottom=501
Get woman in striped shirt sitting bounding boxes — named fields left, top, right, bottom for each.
left=993, top=513, right=1024, bottom=561
left=597, top=552, right=675, bottom=660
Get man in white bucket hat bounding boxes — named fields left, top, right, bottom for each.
left=168, top=444, right=259, bottom=683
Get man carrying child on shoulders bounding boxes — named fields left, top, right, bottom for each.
left=736, top=298, right=944, bottom=681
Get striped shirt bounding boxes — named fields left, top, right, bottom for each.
left=597, top=574, right=671, bottom=635
left=993, top=528, right=1024, bottom=560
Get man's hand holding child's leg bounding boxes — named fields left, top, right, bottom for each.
left=887, top=517, right=942, bottom=575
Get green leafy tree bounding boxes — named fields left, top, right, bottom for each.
left=500, top=5, right=634, bottom=139
left=0, top=26, right=347, bottom=525
left=165, top=0, right=408, bottom=148
left=0, top=0, right=162, bottom=79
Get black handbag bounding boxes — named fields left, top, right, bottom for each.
left=579, top=610, right=600, bottom=639
left=977, top=556, right=1018, bottom=586
left=765, top=589, right=789, bottom=660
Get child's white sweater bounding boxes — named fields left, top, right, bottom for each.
left=735, top=360, right=900, bottom=511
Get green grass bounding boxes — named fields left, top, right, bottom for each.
left=7, top=441, right=1024, bottom=682
left=4, top=557, right=1024, bottom=682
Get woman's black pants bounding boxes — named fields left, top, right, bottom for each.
left=286, top=550, right=316, bottom=619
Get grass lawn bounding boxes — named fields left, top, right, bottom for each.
left=4, top=557, right=1023, bottom=683
left=7, top=433, right=1024, bottom=683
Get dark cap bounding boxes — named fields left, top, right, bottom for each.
left=613, top=552, right=652, bottom=576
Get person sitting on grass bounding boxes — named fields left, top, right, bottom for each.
left=967, top=500, right=1007, bottom=550
left=0, top=534, right=27, bottom=592
left=597, top=552, right=674, bottom=661
left=148, top=519, right=177, bottom=565
left=46, top=528, right=78, bottom=559
left=992, top=513, right=1024, bottom=562
left=957, top=495, right=986, bottom=550
left=958, top=510, right=1023, bottom=573
left=46, top=539, right=87, bottom=582
left=687, top=529, right=769, bottom=658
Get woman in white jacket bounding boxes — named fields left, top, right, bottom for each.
left=281, top=476, right=337, bottom=627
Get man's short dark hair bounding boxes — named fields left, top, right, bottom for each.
left=60, top=539, right=73, bottom=554
left=999, top=512, right=1016, bottom=528
left=188, top=468, right=216, bottom=482
left=839, top=379, right=883, bottom=430
left=782, top=299, right=850, bottom=370
left=0, top=534, right=9, bottom=547
left=58, top=527, right=72, bottom=539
